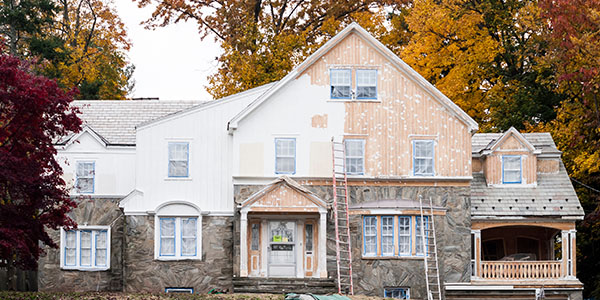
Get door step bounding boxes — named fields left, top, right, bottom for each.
left=232, top=277, right=337, bottom=294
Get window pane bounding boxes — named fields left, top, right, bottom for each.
left=357, top=86, right=376, bottom=98
left=276, top=157, right=295, bottom=173
left=181, top=237, right=196, bottom=256
left=364, top=217, right=377, bottom=255
left=81, top=231, right=91, bottom=248
left=66, top=231, right=76, bottom=248
left=416, top=217, right=429, bottom=255
left=398, top=217, right=411, bottom=255
left=331, top=86, right=351, bottom=98
left=251, top=224, right=260, bottom=251
left=504, top=156, right=520, bottom=169
left=81, top=248, right=91, bottom=266
left=182, top=218, right=196, bottom=237
left=305, top=224, right=313, bottom=252
left=95, top=249, right=107, bottom=266
left=65, top=249, right=76, bottom=266
left=169, top=161, right=188, bottom=177
left=381, top=217, right=394, bottom=256
left=504, top=170, right=521, bottom=182
left=160, top=218, right=175, bottom=237
left=161, top=238, right=175, bottom=255
left=96, top=231, right=107, bottom=249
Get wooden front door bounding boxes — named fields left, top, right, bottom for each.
left=248, top=221, right=261, bottom=276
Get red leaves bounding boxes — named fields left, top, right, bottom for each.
left=0, top=53, right=81, bottom=270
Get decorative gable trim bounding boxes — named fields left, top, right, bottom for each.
left=228, top=23, right=479, bottom=133
left=484, top=127, right=538, bottom=155
left=58, top=126, right=109, bottom=150
left=238, top=176, right=327, bottom=212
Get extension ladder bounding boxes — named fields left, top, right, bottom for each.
left=331, top=138, right=354, bottom=295
left=419, top=195, right=442, bottom=300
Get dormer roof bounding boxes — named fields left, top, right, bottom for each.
left=472, top=131, right=561, bottom=157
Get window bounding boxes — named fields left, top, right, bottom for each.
left=502, top=155, right=521, bottom=184
left=413, top=140, right=434, bottom=176
left=305, top=224, right=313, bottom=252
left=159, top=217, right=199, bottom=258
left=275, top=138, right=296, bottom=174
left=356, top=69, right=377, bottom=99
left=381, top=216, right=394, bottom=256
left=61, top=227, right=110, bottom=270
left=330, top=69, right=352, bottom=99
left=363, top=216, right=377, bottom=256
left=251, top=223, right=260, bottom=251
left=384, top=287, right=410, bottom=299
left=168, top=142, right=189, bottom=177
left=75, top=161, right=94, bottom=193
left=345, top=139, right=365, bottom=175
left=165, top=288, right=194, bottom=294
left=362, top=215, right=431, bottom=258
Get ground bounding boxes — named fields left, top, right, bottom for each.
left=0, top=292, right=385, bottom=300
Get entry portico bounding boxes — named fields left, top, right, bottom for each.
left=238, top=176, right=328, bottom=279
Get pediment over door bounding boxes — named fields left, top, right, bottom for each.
left=239, top=176, right=327, bottom=213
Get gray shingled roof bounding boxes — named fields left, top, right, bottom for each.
left=471, top=162, right=584, bottom=218
left=472, top=132, right=561, bottom=154
left=59, top=100, right=202, bottom=146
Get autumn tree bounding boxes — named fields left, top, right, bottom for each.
left=0, top=52, right=81, bottom=288
left=0, top=0, right=57, bottom=55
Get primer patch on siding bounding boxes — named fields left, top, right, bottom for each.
left=239, top=143, right=264, bottom=176
left=499, top=135, right=525, bottom=150
left=311, top=114, right=328, bottom=128
left=537, top=158, right=559, bottom=174
left=309, top=142, right=332, bottom=177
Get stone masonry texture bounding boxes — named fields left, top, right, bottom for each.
left=123, top=215, right=233, bottom=293
left=37, top=197, right=124, bottom=292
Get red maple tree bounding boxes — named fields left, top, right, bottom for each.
left=0, top=53, right=82, bottom=271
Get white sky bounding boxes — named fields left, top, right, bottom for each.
left=114, top=1, right=222, bottom=101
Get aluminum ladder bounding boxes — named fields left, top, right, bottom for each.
left=331, top=138, right=354, bottom=295
left=419, top=195, right=442, bottom=300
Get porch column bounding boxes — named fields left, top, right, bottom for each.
left=240, top=211, right=248, bottom=277
left=318, top=211, right=328, bottom=278
left=568, top=229, right=577, bottom=279
left=561, top=230, right=569, bottom=278
left=472, top=230, right=481, bottom=278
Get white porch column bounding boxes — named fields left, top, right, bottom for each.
left=318, top=211, right=328, bottom=278
left=240, top=211, right=248, bottom=277
left=568, top=229, right=577, bottom=279
left=561, top=230, right=569, bottom=278
left=472, top=230, right=481, bottom=278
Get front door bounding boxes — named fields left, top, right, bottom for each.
left=268, top=221, right=296, bottom=277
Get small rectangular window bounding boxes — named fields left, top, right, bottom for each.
left=413, top=140, right=434, bottom=176
left=345, top=139, right=365, bottom=175
left=251, top=223, right=260, bottom=251
left=305, top=224, right=313, bottom=252
left=181, top=218, right=197, bottom=256
left=398, top=217, right=411, bottom=256
left=356, top=69, right=377, bottom=99
left=502, top=156, right=521, bottom=183
left=381, top=216, right=394, bottom=256
left=165, top=288, right=194, bottom=294
left=384, top=287, right=410, bottom=299
left=330, top=69, right=352, bottom=99
left=275, top=138, right=296, bottom=174
left=168, top=142, right=189, bottom=177
left=415, top=216, right=429, bottom=255
left=363, top=216, right=377, bottom=256
left=76, top=161, right=95, bottom=193
left=160, top=218, right=176, bottom=256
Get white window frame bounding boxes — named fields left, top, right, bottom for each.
left=356, top=69, right=378, bottom=99
left=75, top=161, right=95, bottom=194
left=168, top=142, right=190, bottom=178
left=502, top=155, right=522, bottom=184
left=384, top=287, right=410, bottom=299
left=59, top=226, right=110, bottom=271
left=345, top=139, right=365, bottom=175
left=330, top=69, right=352, bottom=99
left=155, top=216, right=202, bottom=261
left=381, top=216, right=395, bottom=256
left=363, top=216, right=377, bottom=257
left=165, top=287, right=194, bottom=294
left=361, top=216, right=430, bottom=258
left=275, top=138, right=296, bottom=174
left=413, top=140, right=435, bottom=176
left=398, top=216, right=411, bottom=256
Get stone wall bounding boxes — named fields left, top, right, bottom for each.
left=233, top=184, right=471, bottom=298
left=38, top=197, right=124, bottom=292
left=123, top=215, right=233, bottom=293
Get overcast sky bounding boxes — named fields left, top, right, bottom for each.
left=114, top=1, right=221, bottom=101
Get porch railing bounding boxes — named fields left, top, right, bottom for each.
left=480, top=261, right=562, bottom=280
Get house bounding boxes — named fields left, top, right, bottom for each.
left=37, top=23, right=584, bottom=299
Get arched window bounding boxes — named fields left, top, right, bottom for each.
left=154, top=202, right=202, bottom=260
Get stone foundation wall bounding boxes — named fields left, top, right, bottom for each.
left=38, top=197, right=124, bottom=292
left=123, top=215, right=233, bottom=293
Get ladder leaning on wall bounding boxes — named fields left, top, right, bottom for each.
left=331, top=138, right=354, bottom=295
left=419, top=195, right=443, bottom=300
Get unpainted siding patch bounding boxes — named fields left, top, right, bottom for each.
left=311, top=114, right=328, bottom=128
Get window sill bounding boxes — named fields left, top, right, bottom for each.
left=327, top=99, right=381, bottom=103
left=155, top=256, right=202, bottom=261
left=164, top=177, right=193, bottom=181
left=61, top=266, right=110, bottom=271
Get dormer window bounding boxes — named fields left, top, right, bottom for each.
left=502, top=156, right=522, bottom=184
left=356, top=69, right=377, bottom=99
left=330, top=69, right=352, bottom=99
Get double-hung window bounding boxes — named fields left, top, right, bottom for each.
left=345, top=139, right=365, bottom=175
left=384, top=287, right=410, bottom=299
left=413, top=140, right=434, bottom=176
left=275, top=138, right=296, bottom=174
left=502, top=155, right=522, bottom=184
left=398, top=216, right=411, bottom=256
left=363, top=216, right=377, bottom=256
left=356, top=69, right=377, bottom=99
left=61, top=227, right=110, bottom=270
left=415, top=216, right=429, bottom=255
left=75, top=161, right=95, bottom=193
left=362, top=215, right=431, bottom=258
left=159, top=217, right=199, bottom=259
left=330, top=69, right=352, bottom=99
left=168, top=142, right=189, bottom=177
left=381, top=216, right=395, bottom=256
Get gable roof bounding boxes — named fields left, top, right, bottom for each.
left=239, top=176, right=327, bottom=209
left=472, top=131, right=561, bottom=155
left=56, top=100, right=201, bottom=146
left=228, top=22, right=479, bottom=132
left=486, top=127, right=537, bottom=153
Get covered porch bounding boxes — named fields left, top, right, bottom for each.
left=471, top=221, right=578, bottom=282
left=238, top=176, right=328, bottom=279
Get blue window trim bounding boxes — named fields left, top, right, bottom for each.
left=415, top=216, right=429, bottom=257
left=180, top=217, right=198, bottom=257
left=363, top=216, right=377, bottom=256
left=165, top=287, right=194, bottom=294
left=355, top=69, right=378, bottom=100
left=330, top=69, right=352, bottom=99
left=397, top=216, right=411, bottom=257
left=168, top=142, right=190, bottom=178
left=384, top=287, right=410, bottom=299
left=274, top=138, right=296, bottom=175
left=502, top=155, right=522, bottom=184
left=79, top=230, right=92, bottom=267
left=412, top=140, right=435, bottom=176
left=380, top=216, right=395, bottom=257
left=75, top=161, right=95, bottom=194
left=159, top=217, right=176, bottom=257
left=64, top=230, right=76, bottom=266
left=94, top=230, right=108, bottom=267
left=345, top=139, right=365, bottom=175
